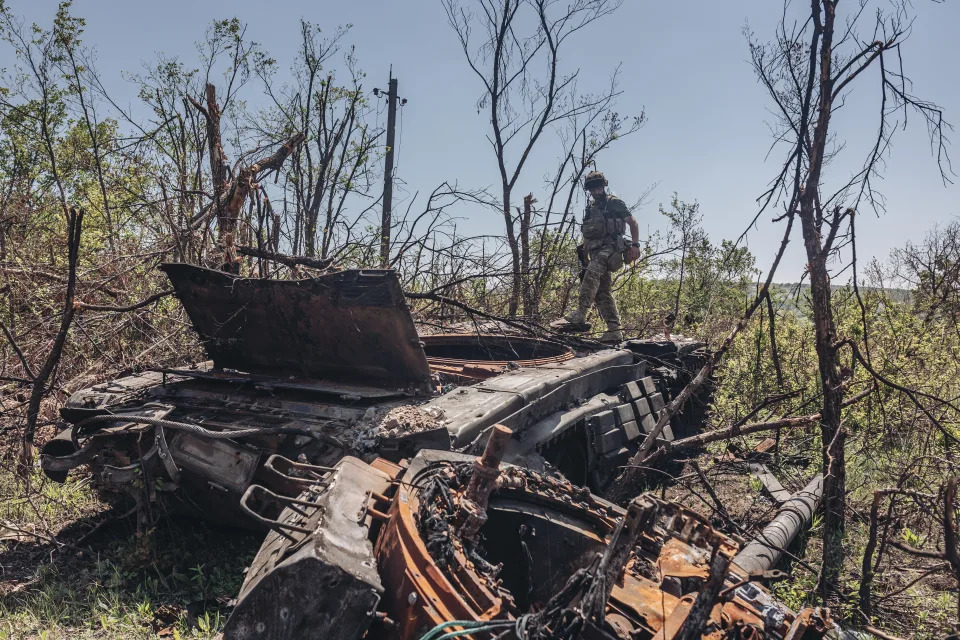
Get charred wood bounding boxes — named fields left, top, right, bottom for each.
left=236, top=246, right=335, bottom=272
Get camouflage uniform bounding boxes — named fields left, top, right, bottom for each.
left=577, top=194, right=630, bottom=336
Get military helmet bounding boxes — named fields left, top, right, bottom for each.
left=583, top=170, right=608, bottom=190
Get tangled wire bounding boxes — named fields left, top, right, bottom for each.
left=419, top=566, right=598, bottom=640
left=412, top=460, right=608, bottom=640
left=411, top=461, right=502, bottom=577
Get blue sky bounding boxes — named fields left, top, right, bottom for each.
left=9, top=0, right=959, bottom=281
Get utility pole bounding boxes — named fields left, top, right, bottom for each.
left=379, top=71, right=399, bottom=268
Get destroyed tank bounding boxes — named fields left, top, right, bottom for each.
left=40, top=263, right=712, bottom=527
left=39, top=264, right=837, bottom=639
left=222, top=431, right=836, bottom=640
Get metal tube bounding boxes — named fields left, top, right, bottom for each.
left=456, top=425, right=513, bottom=540
left=464, top=424, right=513, bottom=507
left=732, top=473, right=824, bottom=576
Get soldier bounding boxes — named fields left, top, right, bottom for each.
left=551, top=171, right=641, bottom=342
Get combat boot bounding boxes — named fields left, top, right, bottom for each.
left=599, top=328, right=624, bottom=344
left=598, top=320, right=624, bottom=344
left=549, top=310, right=591, bottom=333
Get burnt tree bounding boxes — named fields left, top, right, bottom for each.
left=188, top=83, right=304, bottom=271
left=749, top=0, right=950, bottom=599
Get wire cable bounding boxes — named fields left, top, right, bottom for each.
left=420, top=619, right=516, bottom=640
left=69, top=414, right=345, bottom=452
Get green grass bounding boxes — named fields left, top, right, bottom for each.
left=0, top=472, right=105, bottom=528
left=0, top=468, right=260, bottom=639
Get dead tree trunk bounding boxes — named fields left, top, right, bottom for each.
left=792, top=1, right=847, bottom=599
left=805, top=216, right=847, bottom=600
left=202, top=84, right=229, bottom=238
left=503, top=185, right=521, bottom=316
left=22, top=207, right=83, bottom=467
left=188, top=83, right=304, bottom=272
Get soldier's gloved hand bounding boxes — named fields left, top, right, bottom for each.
left=626, top=245, right=641, bottom=263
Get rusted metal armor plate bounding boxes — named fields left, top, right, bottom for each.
left=421, top=333, right=574, bottom=381
left=224, top=456, right=392, bottom=640
left=160, top=264, right=431, bottom=390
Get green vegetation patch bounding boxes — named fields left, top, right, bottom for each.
left=0, top=469, right=259, bottom=640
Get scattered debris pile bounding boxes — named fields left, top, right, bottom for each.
left=224, top=441, right=837, bottom=640
left=346, top=404, right=447, bottom=455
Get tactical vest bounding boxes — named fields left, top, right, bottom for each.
left=581, top=197, right=626, bottom=245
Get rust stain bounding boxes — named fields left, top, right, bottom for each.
left=422, top=333, right=574, bottom=381
left=657, top=537, right=711, bottom=579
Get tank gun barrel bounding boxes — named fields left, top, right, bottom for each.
left=733, top=473, right=824, bottom=576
